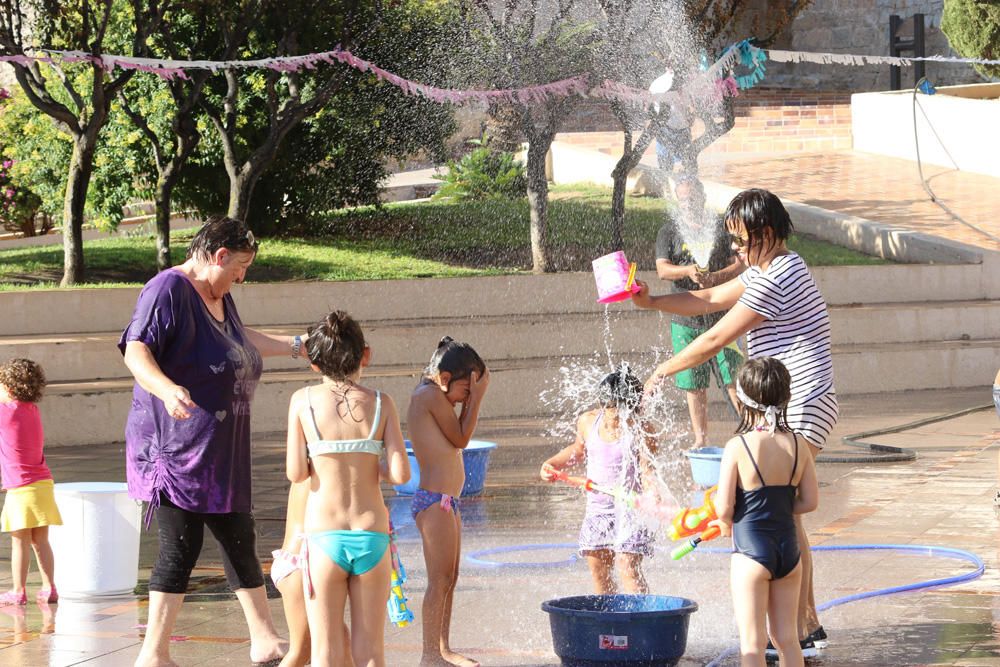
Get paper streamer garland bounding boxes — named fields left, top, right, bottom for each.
left=0, top=47, right=741, bottom=109
left=2, top=42, right=998, bottom=108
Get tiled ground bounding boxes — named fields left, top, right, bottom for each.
left=1, top=388, right=999, bottom=666
left=700, top=150, right=1000, bottom=253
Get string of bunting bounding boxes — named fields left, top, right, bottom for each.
left=1, top=42, right=998, bottom=109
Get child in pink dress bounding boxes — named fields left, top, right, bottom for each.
left=541, top=365, right=658, bottom=594
left=0, top=358, right=61, bottom=605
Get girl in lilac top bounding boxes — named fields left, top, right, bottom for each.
left=120, top=216, right=306, bottom=667
left=540, top=365, right=659, bottom=595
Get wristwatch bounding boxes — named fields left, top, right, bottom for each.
left=291, top=335, right=302, bottom=359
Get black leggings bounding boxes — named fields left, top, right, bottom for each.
left=148, top=498, right=265, bottom=594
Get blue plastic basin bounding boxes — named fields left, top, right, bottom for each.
left=541, top=594, right=697, bottom=666
left=684, top=446, right=724, bottom=488
left=393, top=440, right=497, bottom=497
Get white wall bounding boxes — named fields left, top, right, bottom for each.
left=852, top=83, right=1000, bottom=178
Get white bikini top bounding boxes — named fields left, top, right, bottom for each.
left=303, top=387, right=383, bottom=457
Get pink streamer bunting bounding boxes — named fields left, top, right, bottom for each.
left=1, top=47, right=743, bottom=110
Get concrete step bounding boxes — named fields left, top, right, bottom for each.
left=3, top=268, right=1000, bottom=338
left=8, top=300, right=1000, bottom=383
left=38, top=338, right=1000, bottom=447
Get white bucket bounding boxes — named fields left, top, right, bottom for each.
left=49, top=482, right=142, bottom=598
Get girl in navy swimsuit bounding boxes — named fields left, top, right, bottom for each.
left=710, top=357, right=819, bottom=667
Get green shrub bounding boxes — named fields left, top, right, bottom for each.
left=433, top=136, right=526, bottom=201
left=942, top=0, right=1000, bottom=79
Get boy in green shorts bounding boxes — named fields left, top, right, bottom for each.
left=655, top=177, right=744, bottom=447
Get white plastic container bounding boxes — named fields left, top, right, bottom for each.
left=49, top=482, right=142, bottom=598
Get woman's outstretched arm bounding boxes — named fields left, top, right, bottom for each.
left=645, top=303, right=765, bottom=393
left=630, top=275, right=745, bottom=317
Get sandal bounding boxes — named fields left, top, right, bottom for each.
left=36, top=588, right=58, bottom=604
left=0, top=590, right=27, bottom=606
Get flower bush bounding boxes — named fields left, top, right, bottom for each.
left=0, top=89, right=47, bottom=237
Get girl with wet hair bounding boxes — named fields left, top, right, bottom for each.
left=734, top=356, right=793, bottom=435
left=541, top=363, right=658, bottom=596
left=709, top=357, right=819, bottom=667
left=408, top=336, right=489, bottom=667
left=423, top=336, right=486, bottom=391
left=285, top=310, right=409, bottom=666
left=632, top=187, right=835, bottom=653
left=305, top=310, right=367, bottom=381
left=724, top=188, right=794, bottom=259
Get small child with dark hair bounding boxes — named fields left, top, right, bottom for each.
left=540, top=363, right=659, bottom=595
left=709, top=356, right=819, bottom=666
left=285, top=311, right=410, bottom=666
left=0, top=358, right=61, bottom=606
left=408, top=337, right=489, bottom=667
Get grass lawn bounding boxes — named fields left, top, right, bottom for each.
left=0, top=185, right=886, bottom=290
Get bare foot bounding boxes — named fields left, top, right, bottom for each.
left=419, top=655, right=455, bottom=667
left=134, top=653, right=179, bottom=667
left=442, top=650, right=480, bottom=667
left=250, top=637, right=289, bottom=665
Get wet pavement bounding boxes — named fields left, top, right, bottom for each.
left=0, top=387, right=998, bottom=666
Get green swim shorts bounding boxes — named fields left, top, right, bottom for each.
left=670, top=321, right=744, bottom=391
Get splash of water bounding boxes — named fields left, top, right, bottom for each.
left=538, top=313, right=704, bottom=531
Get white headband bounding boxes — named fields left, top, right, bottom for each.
left=735, top=382, right=780, bottom=434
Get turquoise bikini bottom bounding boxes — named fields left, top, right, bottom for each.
left=308, top=530, right=390, bottom=576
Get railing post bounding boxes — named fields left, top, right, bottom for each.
left=889, top=13, right=926, bottom=90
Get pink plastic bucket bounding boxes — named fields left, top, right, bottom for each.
left=592, top=251, right=639, bottom=304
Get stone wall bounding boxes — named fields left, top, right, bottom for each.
left=767, top=0, right=986, bottom=91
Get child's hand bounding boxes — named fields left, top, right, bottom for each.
left=630, top=280, right=653, bottom=309
left=708, top=518, right=732, bottom=538
left=471, top=367, right=490, bottom=398
left=540, top=463, right=559, bottom=482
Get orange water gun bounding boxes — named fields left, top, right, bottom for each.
left=547, top=468, right=639, bottom=508
left=668, top=485, right=721, bottom=560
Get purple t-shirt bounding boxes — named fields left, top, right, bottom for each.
left=118, top=269, right=262, bottom=514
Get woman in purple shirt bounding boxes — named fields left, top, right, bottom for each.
left=120, top=217, right=304, bottom=667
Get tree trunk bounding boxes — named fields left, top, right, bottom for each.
left=227, top=168, right=256, bottom=223
left=60, top=134, right=98, bottom=286
left=525, top=133, right=554, bottom=273
left=154, top=172, right=174, bottom=271
left=609, top=167, right=628, bottom=251
left=609, top=130, right=656, bottom=253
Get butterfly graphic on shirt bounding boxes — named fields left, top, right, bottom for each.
left=209, top=362, right=226, bottom=374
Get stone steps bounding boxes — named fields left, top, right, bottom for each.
left=38, top=336, right=1000, bottom=447
left=6, top=299, right=999, bottom=384
left=3, top=267, right=999, bottom=337
left=4, top=271, right=999, bottom=447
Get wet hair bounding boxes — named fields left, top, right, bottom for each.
left=186, top=215, right=259, bottom=262
left=735, top=356, right=792, bottom=434
left=424, top=337, right=485, bottom=390
left=724, top=188, right=794, bottom=258
left=305, top=310, right=366, bottom=381
left=597, top=363, right=643, bottom=413
left=0, top=358, right=46, bottom=403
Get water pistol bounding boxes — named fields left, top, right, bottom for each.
left=548, top=469, right=638, bottom=508
left=386, top=524, right=414, bottom=627
left=668, top=485, right=721, bottom=560
left=547, top=468, right=679, bottom=521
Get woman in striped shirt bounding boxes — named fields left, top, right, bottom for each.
left=632, top=188, right=835, bottom=654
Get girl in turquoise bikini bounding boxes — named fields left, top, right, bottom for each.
left=285, top=311, right=410, bottom=666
